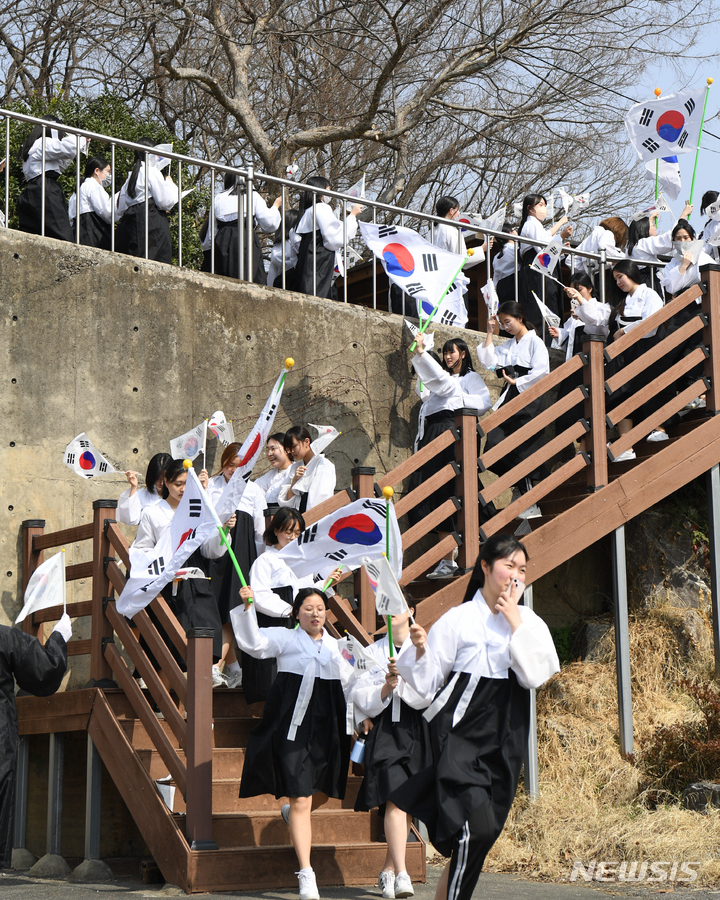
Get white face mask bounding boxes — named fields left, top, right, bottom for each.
left=321, top=195, right=331, bottom=204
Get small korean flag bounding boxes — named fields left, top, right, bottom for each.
left=169, top=420, right=207, bottom=461
left=64, top=433, right=116, bottom=479
left=530, top=236, right=562, bottom=276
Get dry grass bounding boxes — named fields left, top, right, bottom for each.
left=483, top=607, right=720, bottom=884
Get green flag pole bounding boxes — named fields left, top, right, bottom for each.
left=321, top=565, right=343, bottom=593
left=409, top=257, right=468, bottom=352
left=688, top=78, right=714, bottom=217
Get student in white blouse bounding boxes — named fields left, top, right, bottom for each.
left=432, top=196, right=491, bottom=311
left=278, top=426, right=336, bottom=514
left=68, top=155, right=118, bottom=250
left=117, top=452, right=173, bottom=526
left=254, top=433, right=294, bottom=505
left=700, top=190, right=720, bottom=262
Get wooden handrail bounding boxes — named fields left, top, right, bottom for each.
left=376, top=428, right=457, bottom=489
left=106, top=522, right=131, bottom=569
left=394, top=462, right=459, bottom=518
left=33, top=523, right=94, bottom=551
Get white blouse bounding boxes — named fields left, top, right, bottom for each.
left=214, top=189, right=281, bottom=231
left=351, top=635, right=431, bottom=722
left=248, top=545, right=318, bottom=618
left=132, top=499, right=225, bottom=558
left=616, top=283, right=664, bottom=337
left=267, top=239, right=298, bottom=286
left=519, top=216, right=552, bottom=256
left=117, top=165, right=178, bottom=213
left=477, top=331, right=550, bottom=409
left=277, top=455, right=336, bottom=511
left=553, top=299, right=612, bottom=362
left=701, top=218, right=720, bottom=261
left=433, top=222, right=485, bottom=267
left=630, top=228, right=674, bottom=263
left=292, top=202, right=359, bottom=252
left=117, top=486, right=162, bottom=526
left=493, top=240, right=517, bottom=283
left=661, top=251, right=715, bottom=297
left=411, top=351, right=465, bottom=420
left=68, top=177, right=117, bottom=223
left=22, top=134, right=88, bottom=179
left=573, top=225, right=625, bottom=274
left=459, top=370, right=492, bottom=415
left=255, top=466, right=293, bottom=505
left=395, top=591, right=559, bottom=727
left=207, top=474, right=265, bottom=555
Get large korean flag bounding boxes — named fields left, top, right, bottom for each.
left=359, top=222, right=468, bottom=329
left=625, top=88, right=705, bottom=163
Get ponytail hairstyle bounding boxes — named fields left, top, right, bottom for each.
left=701, top=190, right=719, bottom=217
left=627, top=216, right=650, bottom=257
left=436, top=195, right=460, bottom=219
left=127, top=137, right=156, bottom=199
left=20, top=115, right=64, bottom=162
left=672, top=218, right=696, bottom=240
left=599, top=217, right=629, bottom=252
left=291, top=587, right=327, bottom=626
left=299, top=175, right=331, bottom=215
left=612, top=258, right=644, bottom=317
left=223, top=171, right=243, bottom=196
left=441, top=338, right=475, bottom=375
left=461, top=534, right=528, bottom=601
left=497, top=300, right=535, bottom=331
left=273, top=208, right=300, bottom=244
left=495, top=222, right=516, bottom=250
left=84, top=155, right=110, bottom=180
left=264, top=507, right=306, bottom=546
left=569, top=272, right=595, bottom=296
left=519, top=193, right=546, bottom=232
left=145, top=452, right=173, bottom=494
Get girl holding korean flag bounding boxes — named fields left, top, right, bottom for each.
left=231, top=587, right=355, bottom=900
left=352, top=589, right=432, bottom=900
left=517, top=193, right=573, bottom=333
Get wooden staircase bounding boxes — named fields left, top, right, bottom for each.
left=16, top=265, right=720, bottom=892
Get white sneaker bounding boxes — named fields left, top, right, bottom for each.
left=225, top=669, right=243, bottom=689
left=518, top=503, right=541, bottom=519
left=281, top=803, right=290, bottom=825
left=297, top=869, right=320, bottom=900
left=378, top=870, right=395, bottom=899
left=426, top=559, right=459, bottom=580
left=612, top=448, right=636, bottom=462
left=137, top=677, right=147, bottom=690
left=211, top=665, right=228, bottom=688
left=646, top=429, right=669, bottom=443
left=394, top=872, right=414, bottom=898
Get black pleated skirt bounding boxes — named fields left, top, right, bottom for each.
left=241, top=588, right=295, bottom=705
left=408, top=410, right=459, bottom=532
left=214, top=220, right=265, bottom=283
left=605, top=320, right=664, bottom=422
left=17, top=174, right=73, bottom=241
left=517, top=249, right=561, bottom=335
left=355, top=698, right=432, bottom=813
left=293, top=229, right=336, bottom=299
left=115, top=199, right=172, bottom=263
left=206, top=512, right=258, bottom=624
left=239, top=671, right=351, bottom=799
left=77, top=210, right=112, bottom=250
left=483, top=382, right=545, bottom=478
left=388, top=671, right=529, bottom=853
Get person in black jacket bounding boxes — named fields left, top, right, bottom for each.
left=0, top=615, right=70, bottom=869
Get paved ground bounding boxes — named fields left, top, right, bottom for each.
left=1, top=861, right=717, bottom=899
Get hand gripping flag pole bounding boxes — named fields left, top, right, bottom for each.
left=688, top=78, right=714, bottom=215
left=183, top=459, right=250, bottom=596
left=409, top=257, right=468, bottom=353
left=321, top=565, right=344, bottom=593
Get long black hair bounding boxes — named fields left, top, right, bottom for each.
left=20, top=115, right=64, bottom=162
left=612, top=258, right=645, bottom=316
left=161, top=458, right=188, bottom=498
left=627, top=217, right=650, bottom=257
left=274, top=208, right=300, bottom=244
left=436, top=195, right=460, bottom=218
left=291, top=587, right=327, bottom=625
left=569, top=272, right=595, bottom=295
left=264, top=508, right=306, bottom=546
left=441, top=338, right=475, bottom=375
left=461, top=534, right=529, bottom=601
left=519, top=193, right=545, bottom=232
left=299, top=176, right=331, bottom=215
left=84, top=155, right=109, bottom=179
left=127, top=137, right=156, bottom=199
left=145, top=452, right=173, bottom=494
left=497, top=300, right=535, bottom=331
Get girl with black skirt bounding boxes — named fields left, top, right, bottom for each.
left=268, top=209, right=301, bottom=288
left=231, top=587, right=355, bottom=900
left=116, top=138, right=178, bottom=263
left=213, top=172, right=282, bottom=283
left=517, top=194, right=572, bottom=333
left=477, top=301, right=550, bottom=519
left=352, top=597, right=432, bottom=900
left=391, top=535, right=559, bottom=900
left=68, top=155, right=115, bottom=249
left=291, top=176, right=362, bottom=300
left=548, top=274, right=611, bottom=444
left=408, top=336, right=466, bottom=580
left=17, top=115, right=87, bottom=241
left=605, top=259, right=665, bottom=460
left=132, top=458, right=227, bottom=683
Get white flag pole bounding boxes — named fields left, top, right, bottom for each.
left=61, top=548, right=66, bottom=616
left=202, top=419, right=209, bottom=469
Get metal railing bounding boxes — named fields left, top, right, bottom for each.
left=2, top=108, right=668, bottom=315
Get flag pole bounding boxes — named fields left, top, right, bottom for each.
left=688, top=78, right=714, bottom=216
left=61, top=548, right=66, bottom=616
left=278, top=357, right=295, bottom=391
left=382, top=486, right=396, bottom=655
left=202, top=419, right=208, bottom=468
left=409, top=257, right=468, bottom=352
left=183, top=460, right=250, bottom=594
left=321, top=565, right=343, bottom=593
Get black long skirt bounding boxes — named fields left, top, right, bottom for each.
left=355, top=698, right=432, bottom=813
left=483, top=382, right=545, bottom=478
left=206, top=511, right=258, bottom=624
left=214, top=220, right=265, bottom=284
left=408, top=409, right=459, bottom=532
left=663, top=298, right=705, bottom=395
left=293, top=229, right=336, bottom=299
left=115, top=199, right=172, bottom=263
left=160, top=573, right=223, bottom=663
left=77, top=210, right=112, bottom=250
left=241, top=586, right=294, bottom=705
left=17, top=174, right=73, bottom=241
left=388, top=671, right=529, bottom=853
left=605, top=320, right=665, bottom=424
left=517, top=249, right=561, bottom=336
left=239, top=671, right=351, bottom=800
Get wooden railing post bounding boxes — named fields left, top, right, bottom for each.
left=454, top=409, right=479, bottom=571
left=352, top=467, right=377, bottom=634
left=582, top=335, right=608, bottom=491
left=185, top=628, right=217, bottom=850
left=91, top=501, right=117, bottom=684
left=702, top=264, right=720, bottom=415
left=21, top=519, right=46, bottom=638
